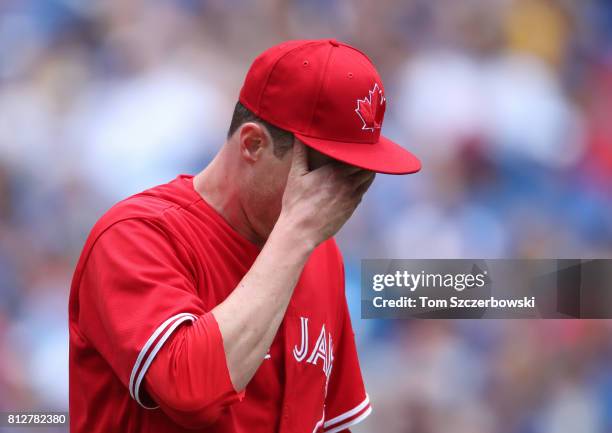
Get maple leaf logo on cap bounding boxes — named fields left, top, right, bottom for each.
left=355, top=83, right=386, bottom=131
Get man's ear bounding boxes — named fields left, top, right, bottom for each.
left=238, top=122, right=272, bottom=163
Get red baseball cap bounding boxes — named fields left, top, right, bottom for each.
left=239, top=39, right=421, bottom=175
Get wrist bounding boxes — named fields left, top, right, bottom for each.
left=270, top=214, right=316, bottom=257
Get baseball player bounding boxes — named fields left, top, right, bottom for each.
left=69, top=39, right=420, bottom=433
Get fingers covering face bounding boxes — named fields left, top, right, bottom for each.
left=351, top=169, right=375, bottom=187
left=289, top=140, right=309, bottom=176
left=354, top=172, right=376, bottom=195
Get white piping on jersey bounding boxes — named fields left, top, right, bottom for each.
left=129, top=312, right=197, bottom=409
left=312, top=409, right=325, bottom=433
left=325, top=405, right=372, bottom=433
left=323, top=394, right=370, bottom=428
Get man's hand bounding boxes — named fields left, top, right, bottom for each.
left=277, top=140, right=375, bottom=249
left=212, top=142, right=374, bottom=393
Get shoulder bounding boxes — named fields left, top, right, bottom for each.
left=88, top=176, right=199, bottom=247
left=72, top=178, right=198, bottom=287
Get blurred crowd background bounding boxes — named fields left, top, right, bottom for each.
left=1, top=0, right=611, bottom=432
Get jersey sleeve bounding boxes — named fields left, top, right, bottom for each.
left=145, top=310, right=244, bottom=427
left=323, top=288, right=372, bottom=433
left=77, top=218, right=236, bottom=410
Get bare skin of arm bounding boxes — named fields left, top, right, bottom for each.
left=212, top=141, right=374, bottom=391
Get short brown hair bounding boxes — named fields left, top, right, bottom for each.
left=227, top=102, right=294, bottom=158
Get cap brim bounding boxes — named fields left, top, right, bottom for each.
left=294, top=133, right=421, bottom=175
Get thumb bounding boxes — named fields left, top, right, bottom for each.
left=289, top=139, right=309, bottom=177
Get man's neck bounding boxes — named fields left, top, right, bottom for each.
left=193, top=151, right=263, bottom=246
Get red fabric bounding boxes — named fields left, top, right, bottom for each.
left=145, top=312, right=244, bottom=428
left=239, top=39, right=421, bottom=174
left=69, top=175, right=370, bottom=433
left=322, top=293, right=371, bottom=432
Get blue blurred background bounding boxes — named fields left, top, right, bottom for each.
left=1, top=0, right=611, bottom=432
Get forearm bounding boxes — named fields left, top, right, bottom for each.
left=212, top=218, right=314, bottom=390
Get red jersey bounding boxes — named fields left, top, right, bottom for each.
left=69, top=175, right=370, bottom=433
